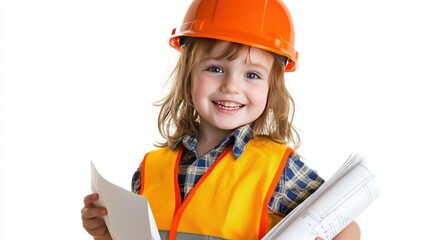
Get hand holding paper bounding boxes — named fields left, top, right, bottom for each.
left=90, top=162, right=161, bottom=240
left=262, top=153, right=380, bottom=240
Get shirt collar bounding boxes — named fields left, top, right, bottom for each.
left=179, top=123, right=254, bottom=160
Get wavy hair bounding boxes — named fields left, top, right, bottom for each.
left=155, top=38, right=300, bottom=149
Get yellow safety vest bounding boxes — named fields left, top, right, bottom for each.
left=139, top=138, right=293, bottom=240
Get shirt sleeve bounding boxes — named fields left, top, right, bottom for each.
left=268, top=153, right=325, bottom=216
left=131, top=165, right=142, bottom=194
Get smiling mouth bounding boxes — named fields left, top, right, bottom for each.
left=213, top=101, right=245, bottom=110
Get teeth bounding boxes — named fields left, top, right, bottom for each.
left=214, top=101, right=244, bottom=110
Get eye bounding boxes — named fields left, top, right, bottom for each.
left=206, top=66, right=224, bottom=73
left=245, top=72, right=261, bottom=80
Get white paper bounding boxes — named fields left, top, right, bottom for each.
left=262, top=153, right=380, bottom=240
left=90, top=162, right=161, bottom=240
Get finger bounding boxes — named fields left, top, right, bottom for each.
left=83, top=215, right=106, bottom=229
left=82, top=217, right=108, bottom=236
left=83, top=193, right=98, bottom=207
left=81, top=207, right=107, bottom=219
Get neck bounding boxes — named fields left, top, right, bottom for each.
left=197, top=120, right=233, bottom=157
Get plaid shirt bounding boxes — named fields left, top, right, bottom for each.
left=132, top=124, right=324, bottom=216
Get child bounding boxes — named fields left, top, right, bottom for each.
left=81, top=0, right=361, bottom=239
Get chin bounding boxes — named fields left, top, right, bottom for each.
left=216, top=123, right=246, bottom=131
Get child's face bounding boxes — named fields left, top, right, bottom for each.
left=191, top=41, right=273, bottom=133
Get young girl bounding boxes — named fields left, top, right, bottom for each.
left=81, top=0, right=360, bottom=239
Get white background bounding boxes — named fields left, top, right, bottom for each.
left=1, top=0, right=428, bottom=239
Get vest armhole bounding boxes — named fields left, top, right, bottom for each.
left=173, top=147, right=183, bottom=212
left=139, top=153, right=148, bottom=195
left=258, top=147, right=294, bottom=239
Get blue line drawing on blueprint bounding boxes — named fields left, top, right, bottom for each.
left=263, top=153, right=380, bottom=240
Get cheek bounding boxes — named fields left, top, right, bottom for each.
left=258, top=93, right=269, bottom=113
left=192, top=78, right=213, bottom=99
left=251, top=85, right=269, bottom=108
left=253, top=88, right=270, bottom=117
left=191, top=78, right=209, bottom=107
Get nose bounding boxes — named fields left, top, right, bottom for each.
left=220, top=74, right=240, bottom=94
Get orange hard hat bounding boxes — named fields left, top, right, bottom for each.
left=169, top=0, right=299, bottom=72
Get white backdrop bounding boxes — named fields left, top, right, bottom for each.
left=1, top=0, right=428, bottom=239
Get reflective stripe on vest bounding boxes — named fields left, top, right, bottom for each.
left=159, top=230, right=225, bottom=240
left=140, top=138, right=293, bottom=240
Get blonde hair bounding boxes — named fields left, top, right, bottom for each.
left=155, top=38, right=300, bottom=149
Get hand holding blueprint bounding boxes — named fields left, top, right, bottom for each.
left=90, top=162, right=161, bottom=240
left=262, top=153, right=380, bottom=240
